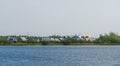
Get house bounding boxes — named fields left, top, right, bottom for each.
left=7, top=37, right=17, bottom=43
left=41, top=37, right=51, bottom=41
left=20, top=37, right=27, bottom=41
left=50, top=38, right=60, bottom=42
left=41, top=37, right=60, bottom=42
left=81, top=35, right=93, bottom=42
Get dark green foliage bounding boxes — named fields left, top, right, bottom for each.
left=60, top=37, right=86, bottom=45
left=60, top=40, right=70, bottom=45
left=41, top=41, right=49, bottom=45
left=94, top=32, right=120, bottom=43
left=0, top=36, right=11, bottom=45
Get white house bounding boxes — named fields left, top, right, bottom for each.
left=20, top=37, right=27, bottom=41
left=41, top=37, right=60, bottom=42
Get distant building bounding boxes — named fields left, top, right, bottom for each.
left=73, top=34, right=81, bottom=39
left=20, top=37, right=27, bottom=41
left=41, top=37, right=50, bottom=41
left=7, top=37, right=17, bottom=43
left=81, top=35, right=93, bottom=42
left=50, top=38, right=60, bottom=42
left=41, top=37, right=60, bottom=42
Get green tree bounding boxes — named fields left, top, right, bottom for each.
left=94, top=32, right=120, bottom=44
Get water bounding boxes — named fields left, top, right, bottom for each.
left=0, top=46, right=120, bottom=66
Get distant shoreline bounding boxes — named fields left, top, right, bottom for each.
left=0, top=43, right=120, bottom=46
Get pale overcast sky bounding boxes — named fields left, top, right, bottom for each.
left=0, top=0, right=120, bottom=37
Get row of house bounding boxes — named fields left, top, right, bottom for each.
left=41, top=35, right=94, bottom=41
left=7, top=37, right=27, bottom=43
left=7, top=35, right=94, bottom=43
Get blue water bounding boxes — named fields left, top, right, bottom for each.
left=0, top=46, right=120, bottom=66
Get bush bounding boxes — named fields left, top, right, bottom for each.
left=41, top=41, right=49, bottom=45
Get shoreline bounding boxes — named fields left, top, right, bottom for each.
left=0, top=43, right=120, bottom=46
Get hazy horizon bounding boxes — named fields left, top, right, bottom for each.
left=0, top=0, right=120, bottom=37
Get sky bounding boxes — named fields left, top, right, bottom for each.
left=0, top=0, right=120, bottom=37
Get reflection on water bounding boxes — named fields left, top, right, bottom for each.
left=0, top=46, right=120, bottom=66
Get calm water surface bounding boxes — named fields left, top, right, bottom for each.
left=0, top=45, right=120, bottom=66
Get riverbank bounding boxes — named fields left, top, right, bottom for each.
left=0, top=43, right=120, bottom=46
left=0, top=32, right=120, bottom=45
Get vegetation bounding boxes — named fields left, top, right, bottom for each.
left=93, top=32, right=120, bottom=44
left=0, top=32, right=120, bottom=45
left=60, top=36, right=86, bottom=45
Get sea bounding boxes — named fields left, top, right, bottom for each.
left=0, top=45, right=120, bottom=66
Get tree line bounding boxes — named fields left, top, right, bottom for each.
left=0, top=32, right=120, bottom=45
left=94, top=32, right=120, bottom=44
